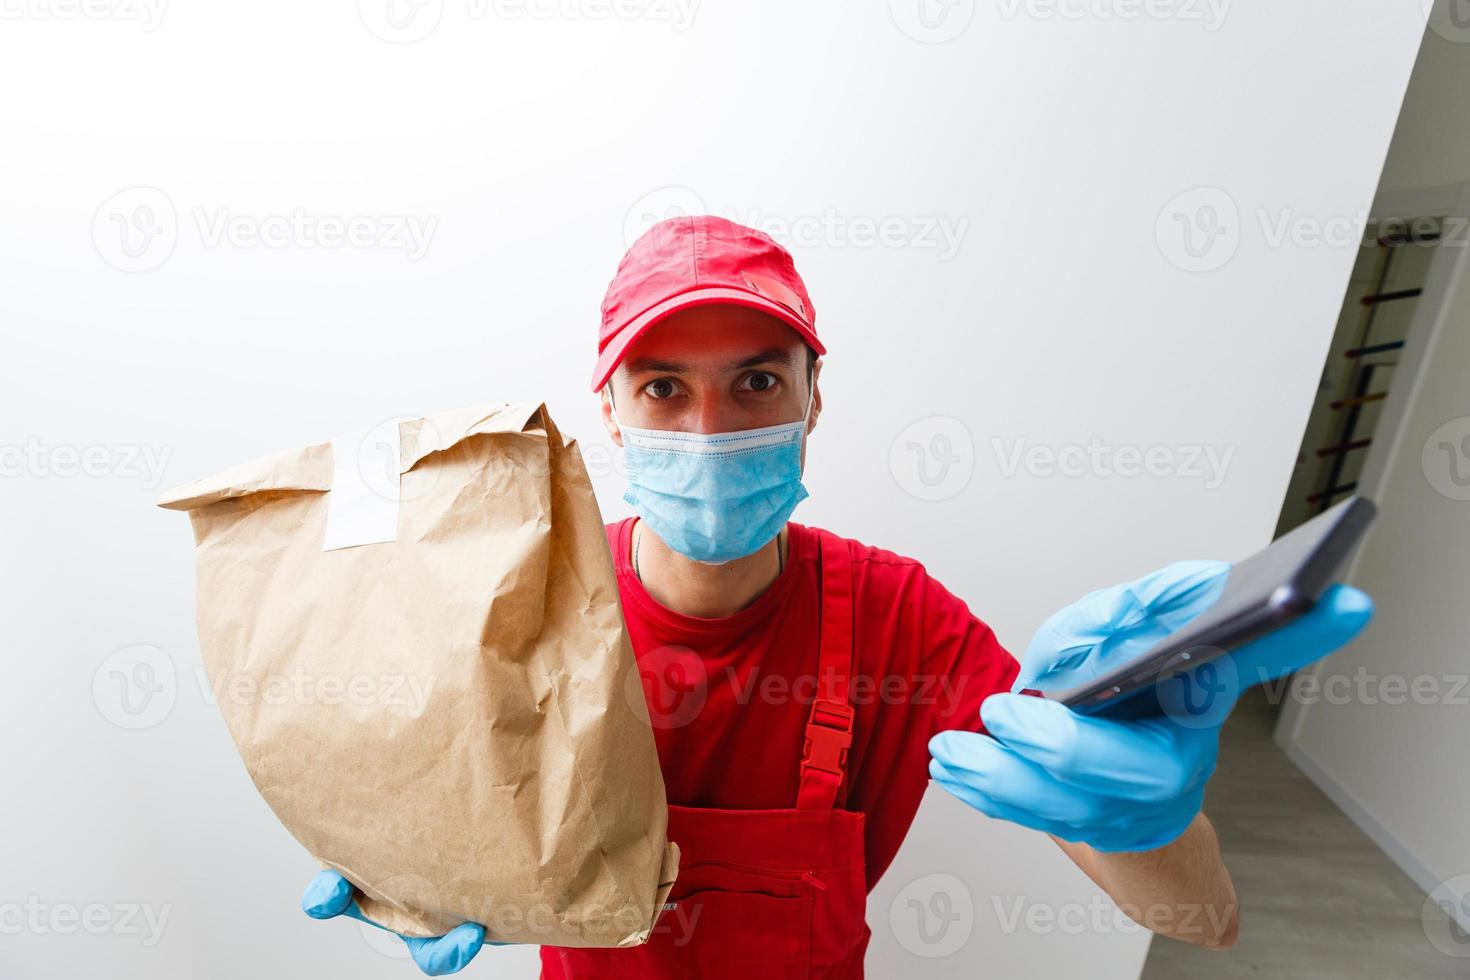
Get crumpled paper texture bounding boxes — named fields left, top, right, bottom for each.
left=159, top=402, right=678, bottom=945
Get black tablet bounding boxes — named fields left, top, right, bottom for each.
left=1044, top=495, right=1377, bottom=720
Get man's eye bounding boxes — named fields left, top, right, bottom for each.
left=741, top=371, right=779, bottom=393
left=645, top=379, right=678, bottom=399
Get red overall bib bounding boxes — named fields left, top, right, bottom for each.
left=541, top=530, right=870, bottom=979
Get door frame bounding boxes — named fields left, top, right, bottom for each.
left=1274, top=179, right=1470, bottom=930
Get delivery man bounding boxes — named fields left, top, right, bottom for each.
left=302, top=215, right=1374, bottom=976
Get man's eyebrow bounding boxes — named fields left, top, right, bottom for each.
left=730, top=348, right=797, bottom=370
left=622, top=356, right=687, bottom=374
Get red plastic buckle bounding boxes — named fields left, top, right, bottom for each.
left=801, top=700, right=855, bottom=776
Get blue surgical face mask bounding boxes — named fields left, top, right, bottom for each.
left=612, top=393, right=813, bottom=565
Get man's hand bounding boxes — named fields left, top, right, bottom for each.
left=301, top=869, right=491, bottom=976
left=928, top=560, right=1373, bottom=852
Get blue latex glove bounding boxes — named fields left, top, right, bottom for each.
left=302, top=870, right=491, bottom=976
left=929, top=560, right=1373, bottom=852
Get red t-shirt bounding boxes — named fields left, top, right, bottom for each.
left=610, top=518, right=1019, bottom=889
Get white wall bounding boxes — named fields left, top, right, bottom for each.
left=0, top=3, right=1428, bottom=978
left=1276, top=181, right=1470, bottom=932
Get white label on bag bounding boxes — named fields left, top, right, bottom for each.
left=322, top=419, right=402, bottom=552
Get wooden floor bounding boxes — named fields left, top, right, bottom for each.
left=1140, top=689, right=1466, bottom=979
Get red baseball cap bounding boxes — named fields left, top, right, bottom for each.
left=591, top=214, right=824, bottom=391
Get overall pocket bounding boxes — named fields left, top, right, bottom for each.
left=646, top=860, right=818, bottom=978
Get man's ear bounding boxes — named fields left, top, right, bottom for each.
left=807, top=358, right=823, bottom=436
left=600, top=386, right=623, bottom=448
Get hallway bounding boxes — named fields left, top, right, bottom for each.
left=1141, top=690, right=1466, bottom=978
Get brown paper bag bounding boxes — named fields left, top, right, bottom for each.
left=158, top=402, right=678, bottom=945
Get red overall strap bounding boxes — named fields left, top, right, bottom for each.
left=797, top=530, right=856, bottom=811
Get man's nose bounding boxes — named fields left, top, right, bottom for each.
left=690, top=392, right=743, bottom=435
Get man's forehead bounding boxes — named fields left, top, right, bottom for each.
left=618, top=305, right=807, bottom=374
left=622, top=346, right=798, bottom=376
